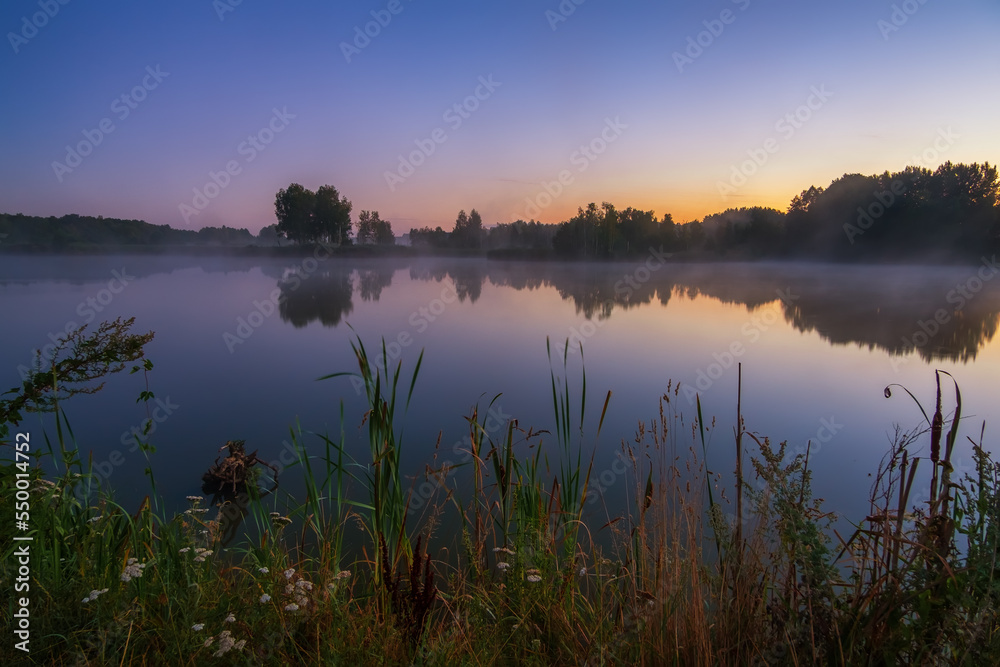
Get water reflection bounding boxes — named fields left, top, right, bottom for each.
left=277, top=268, right=355, bottom=328
left=266, top=259, right=1000, bottom=364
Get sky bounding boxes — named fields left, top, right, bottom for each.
left=1, top=0, right=998, bottom=235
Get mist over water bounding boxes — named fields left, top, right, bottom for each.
left=3, top=254, right=998, bottom=531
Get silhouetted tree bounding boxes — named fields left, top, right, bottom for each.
left=452, top=209, right=483, bottom=249
left=274, top=184, right=317, bottom=245
left=274, top=183, right=352, bottom=246
left=314, top=184, right=353, bottom=245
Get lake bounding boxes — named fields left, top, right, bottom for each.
left=3, top=253, right=999, bottom=537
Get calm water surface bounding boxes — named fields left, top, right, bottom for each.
left=3, top=254, right=999, bottom=534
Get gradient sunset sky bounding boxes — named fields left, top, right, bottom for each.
left=2, top=0, right=998, bottom=234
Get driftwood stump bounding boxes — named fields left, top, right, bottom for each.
left=201, top=440, right=278, bottom=498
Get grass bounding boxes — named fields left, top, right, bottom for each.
left=2, top=321, right=1000, bottom=664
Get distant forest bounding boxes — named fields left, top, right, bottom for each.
left=2, top=161, right=997, bottom=261
left=0, top=213, right=268, bottom=250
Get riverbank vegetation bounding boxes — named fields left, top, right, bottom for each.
left=3, top=161, right=996, bottom=262
left=2, top=319, right=999, bottom=664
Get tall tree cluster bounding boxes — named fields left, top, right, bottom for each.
left=274, top=183, right=353, bottom=245
left=356, top=210, right=395, bottom=245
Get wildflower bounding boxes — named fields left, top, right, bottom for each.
left=493, top=546, right=516, bottom=555
left=497, top=562, right=511, bottom=571
left=192, top=623, right=204, bottom=631
left=193, top=548, right=213, bottom=563
left=527, top=574, right=542, bottom=583
left=258, top=567, right=269, bottom=575
left=260, top=594, right=271, bottom=604
left=81, top=588, right=109, bottom=603
left=295, top=580, right=313, bottom=590
left=234, top=639, right=246, bottom=650
left=335, top=570, right=351, bottom=580
left=179, top=547, right=191, bottom=554
left=213, top=630, right=235, bottom=657
left=285, top=584, right=295, bottom=595
left=224, top=613, right=235, bottom=623
left=295, top=595, right=308, bottom=607
left=121, top=558, right=148, bottom=582
left=284, top=568, right=295, bottom=580
left=87, top=515, right=101, bottom=523
left=186, top=495, right=203, bottom=502
left=578, top=567, right=587, bottom=576
left=271, top=515, right=292, bottom=527
left=184, top=508, right=208, bottom=515
left=284, top=603, right=299, bottom=612
left=204, top=637, right=214, bottom=647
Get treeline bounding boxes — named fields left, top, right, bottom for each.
left=0, top=213, right=259, bottom=250
left=412, top=161, right=999, bottom=261
left=5, top=161, right=996, bottom=259
left=546, top=162, right=999, bottom=259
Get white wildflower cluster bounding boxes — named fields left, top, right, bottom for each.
left=202, top=623, right=247, bottom=657
left=277, top=567, right=314, bottom=611
left=120, top=558, right=151, bottom=582
left=87, top=515, right=102, bottom=524
left=82, top=588, right=109, bottom=604
left=192, top=623, right=205, bottom=632
left=269, top=511, right=292, bottom=527
left=258, top=567, right=269, bottom=575
left=193, top=548, right=213, bottom=563
left=526, top=569, right=542, bottom=584
left=184, top=508, right=209, bottom=515
left=494, top=546, right=516, bottom=574
left=260, top=594, right=272, bottom=604
left=186, top=495, right=203, bottom=503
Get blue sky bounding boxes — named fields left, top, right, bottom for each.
left=1, top=0, right=998, bottom=233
